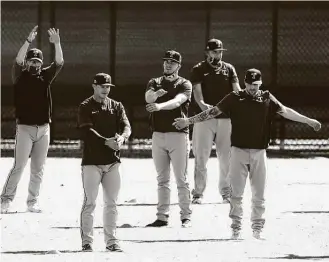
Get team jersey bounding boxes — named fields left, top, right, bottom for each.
left=216, top=90, right=282, bottom=149
left=13, top=61, right=63, bottom=125
left=190, top=60, right=239, bottom=118
left=78, top=96, right=131, bottom=165
left=146, top=76, right=192, bottom=133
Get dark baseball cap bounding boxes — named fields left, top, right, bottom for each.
left=163, top=50, right=182, bottom=64
left=206, top=39, right=227, bottom=51
left=26, top=48, right=43, bottom=63
left=245, top=68, right=262, bottom=85
left=93, top=73, right=115, bottom=86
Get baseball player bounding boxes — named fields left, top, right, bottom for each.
left=145, top=50, right=192, bottom=228
left=190, top=38, right=241, bottom=204
left=173, top=68, right=321, bottom=239
left=78, top=73, right=131, bottom=252
left=1, top=25, right=64, bottom=213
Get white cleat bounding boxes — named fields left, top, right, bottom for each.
left=27, top=203, right=42, bottom=213
left=1, top=201, right=11, bottom=214
left=231, top=229, right=241, bottom=240
left=253, top=230, right=262, bottom=240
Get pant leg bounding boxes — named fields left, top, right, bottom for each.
left=1, top=125, right=33, bottom=203
left=214, top=118, right=232, bottom=199
left=80, top=165, right=102, bottom=246
left=101, top=163, right=121, bottom=246
left=249, top=149, right=267, bottom=231
left=27, top=124, right=50, bottom=205
left=192, top=120, right=215, bottom=198
left=152, top=132, right=171, bottom=221
left=167, top=133, right=192, bottom=221
left=229, top=147, right=249, bottom=231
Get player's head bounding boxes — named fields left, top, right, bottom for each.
left=205, top=39, right=227, bottom=66
left=162, top=50, right=182, bottom=78
left=92, top=73, right=115, bottom=100
left=244, top=68, right=262, bottom=96
left=25, top=48, right=43, bottom=75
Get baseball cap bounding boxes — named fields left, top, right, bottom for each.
left=93, top=73, right=115, bottom=86
left=163, top=50, right=182, bottom=64
left=206, top=39, right=227, bottom=51
left=245, top=68, right=262, bottom=85
left=26, top=48, right=43, bottom=63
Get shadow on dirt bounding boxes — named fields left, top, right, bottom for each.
left=283, top=211, right=329, bottom=214
left=253, top=254, right=329, bottom=260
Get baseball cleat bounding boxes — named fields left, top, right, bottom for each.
left=192, top=197, right=202, bottom=204
left=146, top=219, right=168, bottom=227
left=181, top=219, right=191, bottom=228
left=252, top=230, right=261, bottom=240
left=1, top=201, right=11, bottom=214
left=82, top=244, right=93, bottom=252
left=222, top=198, right=230, bottom=204
left=106, top=243, right=123, bottom=252
left=27, top=203, right=42, bottom=213
left=231, top=229, right=241, bottom=240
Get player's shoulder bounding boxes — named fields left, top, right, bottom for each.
left=222, top=61, right=236, bottom=70
left=79, top=96, right=94, bottom=107
left=148, top=76, right=164, bottom=86
left=260, top=90, right=271, bottom=100
left=107, top=97, right=124, bottom=109
left=177, top=76, right=191, bottom=85
left=192, top=60, right=206, bottom=70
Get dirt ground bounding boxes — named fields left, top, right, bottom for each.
left=1, top=157, right=329, bottom=262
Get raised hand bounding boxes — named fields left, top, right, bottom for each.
left=48, top=28, right=60, bottom=44
left=307, top=119, right=321, bottom=132
left=27, top=25, right=38, bottom=43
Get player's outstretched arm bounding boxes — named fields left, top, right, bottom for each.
left=173, top=106, right=222, bottom=130
left=48, top=28, right=64, bottom=65
left=16, top=25, right=38, bottom=65
left=277, top=106, right=321, bottom=131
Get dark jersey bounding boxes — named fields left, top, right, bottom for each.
left=146, top=76, right=192, bottom=133
left=190, top=60, right=239, bottom=118
left=216, top=90, right=282, bottom=149
left=78, top=96, right=131, bottom=165
left=13, top=61, right=63, bottom=125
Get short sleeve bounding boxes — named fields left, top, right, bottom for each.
left=215, top=92, right=235, bottom=115
left=78, top=103, right=92, bottom=128
left=145, top=78, right=155, bottom=92
left=179, top=80, right=192, bottom=101
left=268, top=92, right=283, bottom=114
left=43, top=62, right=64, bottom=84
left=228, top=64, right=239, bottom=84
left=190, top=64, right=203, bottom=85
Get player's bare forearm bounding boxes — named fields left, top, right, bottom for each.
left=16, top=41, right=30, bottom=65
left=120, top=118, right=132, bottom=142
left=278, top=106, right=310, bottom=124
left=187, top=106, right=222, bottom=125
left=159, top=94, right=187, bottom=110
left=232, top=82, right=241, bottom=92
left=54, top=43, right=64, bottom=65
left=145, top=90, right=158, bottom=103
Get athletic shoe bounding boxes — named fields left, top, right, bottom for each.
left=82, top=244, right=93, bottom=252
left=253, top=230, right=261, bottom=240
left=192, top=197, right=202, bottom=204
left=181, top=219, right=191, bottom=228
left=146, top=219, right=168, bottom=227
left=106, top=243, right=123, bottom=252
left=1, top=201, right=11, bottom=214
left=27, top=203, right=42, bottom=213
left=231, top=229, right=241, bottom=240
left=222, top=198, right=230, bottom=204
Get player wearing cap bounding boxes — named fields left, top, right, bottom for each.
left=1, top=25, right=63, bottom=214
left=78, top=73, right=131, bottom=252
left=190, top=38, right=241, bottom=205
left=173, top=68, right=321, bottom=240
left=145, top=50, right=192, bottom=228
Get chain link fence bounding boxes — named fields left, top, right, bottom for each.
left=1, top=2, right=329, bottom=157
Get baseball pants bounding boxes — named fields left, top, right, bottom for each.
left=80, top=163, right=121, bottom=246
left=228, top=146, right=267, bottom=231
left=1, top=124, right=50, bottom=206
left=192, top=118, right=231, bottom=200
left=152, top=132, right=192, bottom=221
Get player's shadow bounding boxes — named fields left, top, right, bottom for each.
left=283, top=211, right=329, bottom=214
left=253, top=254, right=329, bottom=260
left=118, top=202, right=227, bottom=206
left=2, top=250, right=93, bottom=255
left=125, top=238, right=238, bottom=243
left=1, top=211, right=28, bottom=214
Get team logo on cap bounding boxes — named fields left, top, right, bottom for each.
left=251, top=72, right=257, bottom=79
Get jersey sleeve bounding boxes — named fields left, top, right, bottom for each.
left=179, top=80, right=192, bottom=101
left=215, top=92, right=235, bottom=115
left=190, top=64, right=203, bottom=85
left=268, top=92, right=284, bottom=115
left=228, top=64, right=239, bottom=84
left=12, top=61, right=24, bottom=84
left=43, top=62, right=64, bottom=84
left=78, top=103, right=93, bottom=128
left=145, top=78, right=155, bottom=92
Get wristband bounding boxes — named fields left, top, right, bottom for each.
left=26, top=39, right=32, bottom=44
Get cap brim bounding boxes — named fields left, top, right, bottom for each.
left=248, top=80, right=262, bottom=85
left=206, top=48, right=227, bottom=51
left=102, top=83, right=115, bottom=86
left=163, top=58, right=180, bottom=63
left=28, top=58, right=43, bottom=63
